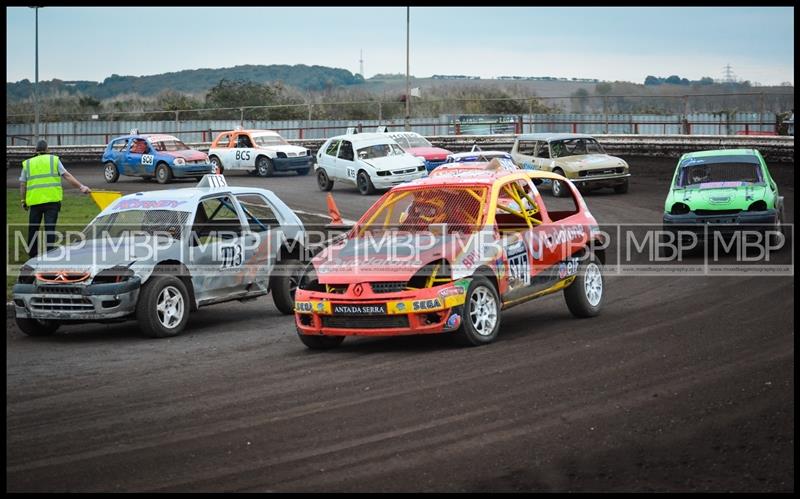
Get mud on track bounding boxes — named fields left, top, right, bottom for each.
left=6, top=157, right=794, bottom=492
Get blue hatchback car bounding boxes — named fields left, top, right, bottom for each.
left=102, top=132, right=215, bottom=184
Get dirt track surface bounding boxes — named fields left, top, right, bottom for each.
left=6, top=157, right=794, bottom=492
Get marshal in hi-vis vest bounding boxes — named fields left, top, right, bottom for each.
left=23, top=154, right=63, bottom=206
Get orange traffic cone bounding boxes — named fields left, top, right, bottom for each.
left=326, top=193, right=343, bottom=225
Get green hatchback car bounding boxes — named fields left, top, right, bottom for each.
left=662, top=149, right=785, bottom=239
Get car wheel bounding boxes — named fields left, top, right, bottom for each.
left=103, top=162, right=120, bottom=183
left=357, top=170, right=376, bottom=195
left=136, top=275, right=190, bottom=338
left=15, top=317, right=59, bottom=336
left=271, top=259, right=304, bottom=315
left=614, top=179, right=629, bottom=194
left=454, top=276, right=501, bottom=346
left=155, top=163, right=173, bottom=184
left=256, top=156, right=274, bottom=177
left=209, top=156, right=223, bottom=173
left=296, top=168, right=310, bottom=176
left=551, top=169, right=566, bottom=198
left=317, top=168, right=334, bottom=191
left=563, top=254, right=604, bottom=318
left=297, top=333, right=345, bottom=350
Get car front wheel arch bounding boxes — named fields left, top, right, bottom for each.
left=148, top=261, right=197, bottom=311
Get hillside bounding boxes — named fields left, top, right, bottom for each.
left=6, top=64, right=365, bottom=101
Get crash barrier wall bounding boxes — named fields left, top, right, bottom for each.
left=5, top=135, right=794, bottom=168
left=6, top=112, right=784, bottom=146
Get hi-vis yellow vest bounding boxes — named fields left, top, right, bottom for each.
left=23, top=154, right=63, bottom=205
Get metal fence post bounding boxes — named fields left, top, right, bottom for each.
left=240, top=108, right=244, bottom=127
left=378, top=101, right=382, bottom=122
left=603, top=96, right=608, bottom=134
left=175, top=111, right=180, bottom=134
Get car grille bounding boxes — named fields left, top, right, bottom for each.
left=370, top=282, right=407, bottom=293
left=579, top=167, right=624, bottom=177
left=694, top=209, right=742, bottom=216
left=37, top=285, right=83, bottom=295
left=30, top=296, right=94, bottom=312
left=322, top=315, right=409, bottom=329
left=391, top=168, right=417, bottom=175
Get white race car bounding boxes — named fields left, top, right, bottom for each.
left=208, top=129, right=313, bottom=177
left=315, top=132, right=427, bottom=195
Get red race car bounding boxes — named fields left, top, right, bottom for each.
left=294, top=162, right=607, bottom=348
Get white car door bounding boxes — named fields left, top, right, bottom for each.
left=232, top=134, right=255, bottom=170
left=320, top=139, right=342, bottom=180
left=337, top=140, right=357, bottom=184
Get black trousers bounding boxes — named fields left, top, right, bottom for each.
left=27, top=201, right=61, bottom=258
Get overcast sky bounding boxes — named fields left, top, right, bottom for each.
left=5, top=6, right=795, bottom=85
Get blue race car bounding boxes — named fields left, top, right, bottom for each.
left=102, top=131, right=215, bottom=184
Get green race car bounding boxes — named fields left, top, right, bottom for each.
left=662, top=149, right=785, bottom=240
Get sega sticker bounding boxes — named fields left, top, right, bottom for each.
left=412, top=298, right=442, bottom=311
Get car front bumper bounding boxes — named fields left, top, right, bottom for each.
left=372, top=170, right=428, bottom=189
left=295, top=280, right=468, bottom=337
left=172, top=163, right=216, bottom=177
left=569, top=172, right=630, bottom=188
left=12, top=277, right=142, bottom=321
left=662, top=209, right=779, bottom=237
left=273, top=156, right=313, bottom=171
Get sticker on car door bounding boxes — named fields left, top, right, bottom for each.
left=141, top=154, right=154, bottom=166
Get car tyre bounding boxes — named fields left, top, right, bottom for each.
left=564, top=253, right=604, bottom=318
left=136, top=275, right=190, bottom=338
left=357, top=170, right=376, bottom=195
left=256, top=156, right=274, bottom=177
left=614, top=179, right=629, bottom=194
left=271, top=259, right=303, bottom=315
left=15, top=317, right=59, bottom=336
left=209, top=155, right=223, bottom=174
left=317, top=168, right=334, bottom=191
left=297, top=333, right=345, bottom=350
left=454, top=276, right=501, bottom=346
left=551, top=169, right=567, bottom=198
left=104, top=162, right=119, bottom=183
left=155, top=163, right=173, bottom=184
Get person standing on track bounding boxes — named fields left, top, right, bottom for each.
left=19, top=139, right=92, bottom=258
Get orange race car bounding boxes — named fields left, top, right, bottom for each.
left=294, top=164, right=607, bottom=349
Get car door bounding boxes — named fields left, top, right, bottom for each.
left=337, top=140, right=357, bottom=184
left=125, top=138, right=155, bottom=176
left=213, top=133, right=234, bottom=169
left=187, top=195, right=252, bottom=304
left=512, top=139, right=537, bottom=170
left=234, top=193, right=284, bottom=290
left=533, top=141, right=554, bottom=171
left=320, top=139, right=341, bottom=179
left=232, top=133, right=255, bottom=170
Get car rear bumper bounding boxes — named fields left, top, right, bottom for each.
left=294, top=280, right=467, bottom=337
left=12, top=277, right=142, bottom=321
left=273, top=156, right=313, bottom=171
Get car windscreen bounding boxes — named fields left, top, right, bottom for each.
left=677, top=156, right=763, bottom=187
left=253, top=135, right=289, bottom=147
left=550, top=138, right=604, bottom=158
left=357, top=143, right=405, bottom=160
left=151, top=140, right=190, bottom=152
left=404, top=135, right=432, bottom=148
left=83, top=210, right=190, bottom=240
left=356, top=187, right=487, bottom=236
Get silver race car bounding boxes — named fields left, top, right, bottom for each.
left=12, top=175, right=307, bottom=338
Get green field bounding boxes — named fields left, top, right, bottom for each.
left=6, top=189, right=100, bottom=298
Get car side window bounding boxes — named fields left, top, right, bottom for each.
left=325, top=140, right=340, bottom=157
left=535, top=141, right=550, bottom=159
left=191, top=196, right=244, bottom=244
left=236, top=134, right=253, bottom=148
left=129, top=139, right=149, bottom=154
left=235, top=194, right=279, bottom=233
left=216, top=133, right=231, bottom=148
left=112, top=139, right=128, bottom=152
left=517, top=140, right=537, bottom=157
left=495, top=178, right=542, bottom=233
left=338, top=140, right=354, bottom=161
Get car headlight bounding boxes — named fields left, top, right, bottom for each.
left=17, top=264, right=35, bottom=285
left=276, top=152, right=287, bottom=159
left=92, top=266, right=135, bottom=284
left=174, top=158, right=186, bottom=166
